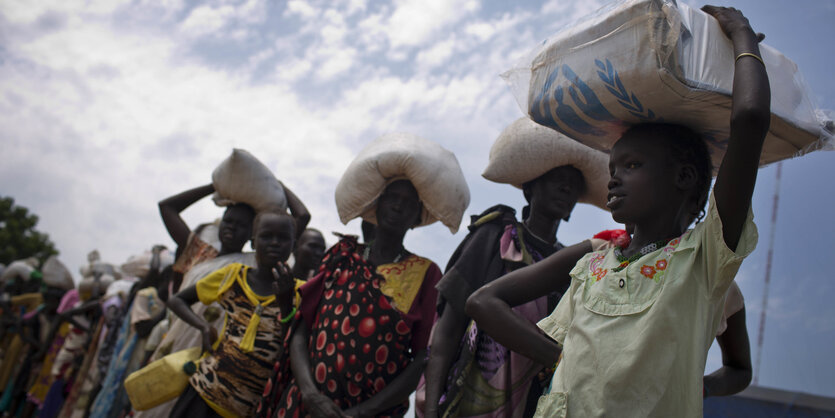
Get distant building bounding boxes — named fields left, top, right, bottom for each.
left=705, top=385, right=835, bottom=417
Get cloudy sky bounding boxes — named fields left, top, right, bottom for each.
left=2, top=0, right=833, bottom=400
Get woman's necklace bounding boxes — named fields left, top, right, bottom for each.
left=523, top=221, right=554, bottom=244
left=612, top=238, right=670, bottom=272
left=363, top=244, right=404, bottom=264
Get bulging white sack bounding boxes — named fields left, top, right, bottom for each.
left=483, top=117, right=611, bottom=210
left=121, top=249, right=175, bottom=279
left=504, top=0, right=833, bottom=173
left=42, top=256, right=74, bottom=290
left=335, top=133, right=470, bottom=234
left=0, top=259, right=37, bottom=284
left=212, top=149, right=287, bottom=213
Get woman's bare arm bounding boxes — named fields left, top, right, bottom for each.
left=422, top=308, right=469, bottom=418
left=158, top=184, right=215, bottom=248
left=282, top=184, right=311, bottom=239
left=289, top=320, right=347, bottom=418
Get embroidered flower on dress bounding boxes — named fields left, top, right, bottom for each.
left=655, top=260, right=667, bottom=270
left=589, top=253, right=608, bottom=282
left=640, top=265, right=656, bottom=279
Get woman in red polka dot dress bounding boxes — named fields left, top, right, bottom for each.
left=262, top=179, right=442, bottom=418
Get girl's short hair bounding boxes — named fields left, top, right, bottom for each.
left=252, top=211, right=296, bottom=239
left=624, top=123, right=712, bottom=223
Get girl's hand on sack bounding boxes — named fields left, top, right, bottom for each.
left=702, top=5, right=765, bottom=42
left=303, top=392, right=349, bottom=418
left=271, top=262, right=294, bottom=298
left=200, top=325, right=218, bottom=353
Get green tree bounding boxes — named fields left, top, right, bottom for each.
left=0, top=196, right=58, bottom=266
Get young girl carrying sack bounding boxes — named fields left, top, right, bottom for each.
left=467, top=6, right=777, bottom=417
left=166, top=212, right=303, bottom=418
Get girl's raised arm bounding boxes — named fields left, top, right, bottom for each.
left=465, top=241, right=590, bottom=366
left=703, top=5, right=770, bottom=252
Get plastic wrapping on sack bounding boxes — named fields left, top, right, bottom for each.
left=212, top=149, right=288, bottom=213
left=42, top=256, right=75, bottom=290
left=502, top=0, right=833, bottom=174
left=120, top=249, right=175, bottom=279
left=482, top=117, right=610, bottom=210
left=335, top=133, right=470, bottom=234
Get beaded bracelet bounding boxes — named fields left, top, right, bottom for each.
left=278, top=305, right=297, bottom=324
left=735, top=52, right=765, bottom=66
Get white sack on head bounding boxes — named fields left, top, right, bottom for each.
left=104, top=278, right=137, bottom=301
left=212, top=149, right=288, bottom=213
left=196, top=222, right=222, bottom=252
left=80, top=260, right=120, bottom=280
left=121, top=249, right=175, bottom=279
left=42, top=256, right=75, bottom=290
left=483, top=117, right=610, bottom=210
left=504, top=0, right=833, bottom=174
left=335, top=133, right=470, bottom=234
left=78, top=274, right=115, bottom=300
left=0, top=259, right=36, bottom=284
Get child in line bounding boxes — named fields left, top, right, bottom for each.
left=466, top=6, right=770, bottom=416
left=167, top=212, right=303, bottom=418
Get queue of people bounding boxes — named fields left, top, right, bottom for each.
left=1, top=5, right=822, bottom=417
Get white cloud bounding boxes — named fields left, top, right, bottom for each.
left=384, top=0, right=479, bottom=48
left=415, top=37, right=457, bottom=71
left=1, top=0, right=131, bottom=24
left=284, top=0, right=319, bottom=20
left=179, top=0, right=267, bottom=39
left=313, top=46, right=358, bottom=80
left=463, top=11, right=529, bottom=42
left=0, top=7, right=359, bottom=274
left=180, top=4, right=236, bottom=37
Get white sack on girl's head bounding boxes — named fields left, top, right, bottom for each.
left=42, top=256, right=75, bottom=290
left=334, top=133, right=470, bottom=234
left=483, top=117, right=610, bottom=210
left=504, top=0, right=833, bottom=174
left=212, top=149, right=288, bottom=213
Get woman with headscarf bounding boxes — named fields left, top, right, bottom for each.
left=260, top=133, right=469, bottom=418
